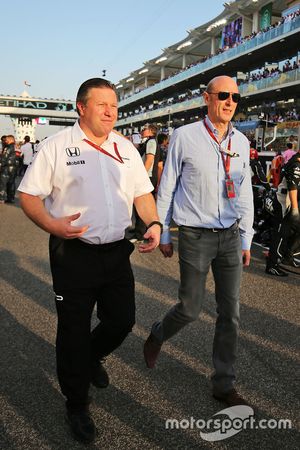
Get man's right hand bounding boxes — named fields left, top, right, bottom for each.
left=159, top=243, right=173, bottom=258
left=19, top=193, right=89, bottom=239
left=50, top=212, right=89, bottom=239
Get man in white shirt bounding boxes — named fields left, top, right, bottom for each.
left=18, top=78, right=162, bottom=444
left=140, top=124, right=158, bottom=185
left=20, top=135, right=33, bottom=174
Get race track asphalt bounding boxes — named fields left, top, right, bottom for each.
left=0, top=195, right=299, bottom=450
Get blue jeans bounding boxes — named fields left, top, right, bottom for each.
left=152, top=223, right=242, bottom=393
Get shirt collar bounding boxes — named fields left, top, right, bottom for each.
left=204, top=115, right=234, bottom=141
left=71, top=120, right=115, bottom=146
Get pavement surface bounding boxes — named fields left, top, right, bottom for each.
left=0, top=194, right=299, bottom=450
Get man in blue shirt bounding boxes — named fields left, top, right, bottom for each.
left=144, top=75, right=254, bottom=407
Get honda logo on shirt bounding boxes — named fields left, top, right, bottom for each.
left=65, top=147, right=80, bottom=157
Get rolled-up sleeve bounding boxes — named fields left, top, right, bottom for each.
left=18, top=142, right=54, bottom=199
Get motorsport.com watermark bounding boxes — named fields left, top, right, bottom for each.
left=165, top=406, right=292, bottom=442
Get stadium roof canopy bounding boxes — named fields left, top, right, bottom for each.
left=116, top=0, right=288, bottom=90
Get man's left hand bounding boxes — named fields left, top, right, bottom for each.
left=242, top=250, right=251, bottom=267
left=138, top=224, right=161, bottom=253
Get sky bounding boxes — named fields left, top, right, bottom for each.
left=1, top=0, right=225, bottom=99
left=0, top=0, right=225, bottom=137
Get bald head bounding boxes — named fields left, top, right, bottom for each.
left=206, top=76, right=238, bottom=93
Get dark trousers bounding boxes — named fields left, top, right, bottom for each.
left=49, top=236, right=135, bottom=411
left=6, top=174, right=16, bottom=201
left=267, top=208, right=300, bottom=267
left=0, top=172, right=16, bottom=202
left=152, top=223, right=242, bottom=393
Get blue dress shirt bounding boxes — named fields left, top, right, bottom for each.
left=157, top=117, right=254, bottom=250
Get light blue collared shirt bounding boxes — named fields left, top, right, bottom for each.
left=157, top=117, right=254, bottom=250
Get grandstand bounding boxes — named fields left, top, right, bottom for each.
left=115, top=0, right=300, bottom=153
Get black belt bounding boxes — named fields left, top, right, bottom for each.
left=180, top=221, right=238, bottom=233
left=50, top=235, right=125, bottom=252
left=77, top=238, right=124, bottom=249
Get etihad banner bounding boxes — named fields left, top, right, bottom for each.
left=0, top=97, right=76, bottom=112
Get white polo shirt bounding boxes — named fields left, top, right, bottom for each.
left=18, top=121, right=154, bottom=244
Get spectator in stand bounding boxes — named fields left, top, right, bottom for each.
left=20, top=135, right=33, bottom=175
left=283, top=143, right=296, bottom=164
left=283, top=60, right=292, bottom=72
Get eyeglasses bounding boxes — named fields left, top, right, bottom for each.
left=207, top=91, right=241, bottom=103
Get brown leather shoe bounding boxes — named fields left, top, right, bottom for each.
left=213, top=388, right=249, bottom=407
left=143, top=333, right=162, bottom=368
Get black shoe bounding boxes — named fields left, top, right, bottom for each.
left=265, top=266, right=288, bottom=277
left=91, top=360, right=109, bottom=388
left=65, top=409, right=96, bottom=443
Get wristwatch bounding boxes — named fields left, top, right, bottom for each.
left=146, top=221, right=163, bottom=233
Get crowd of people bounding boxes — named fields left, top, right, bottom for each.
left=238, top=59, right=299, bottom=85
left=120, top=8, right=300, bottom=101
left=235, top=108, right=300, bottom=124
left=119, top=56, right=299, bottom=121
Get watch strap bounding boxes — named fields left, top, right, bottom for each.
left=146, top=221, right=163, bottom=232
